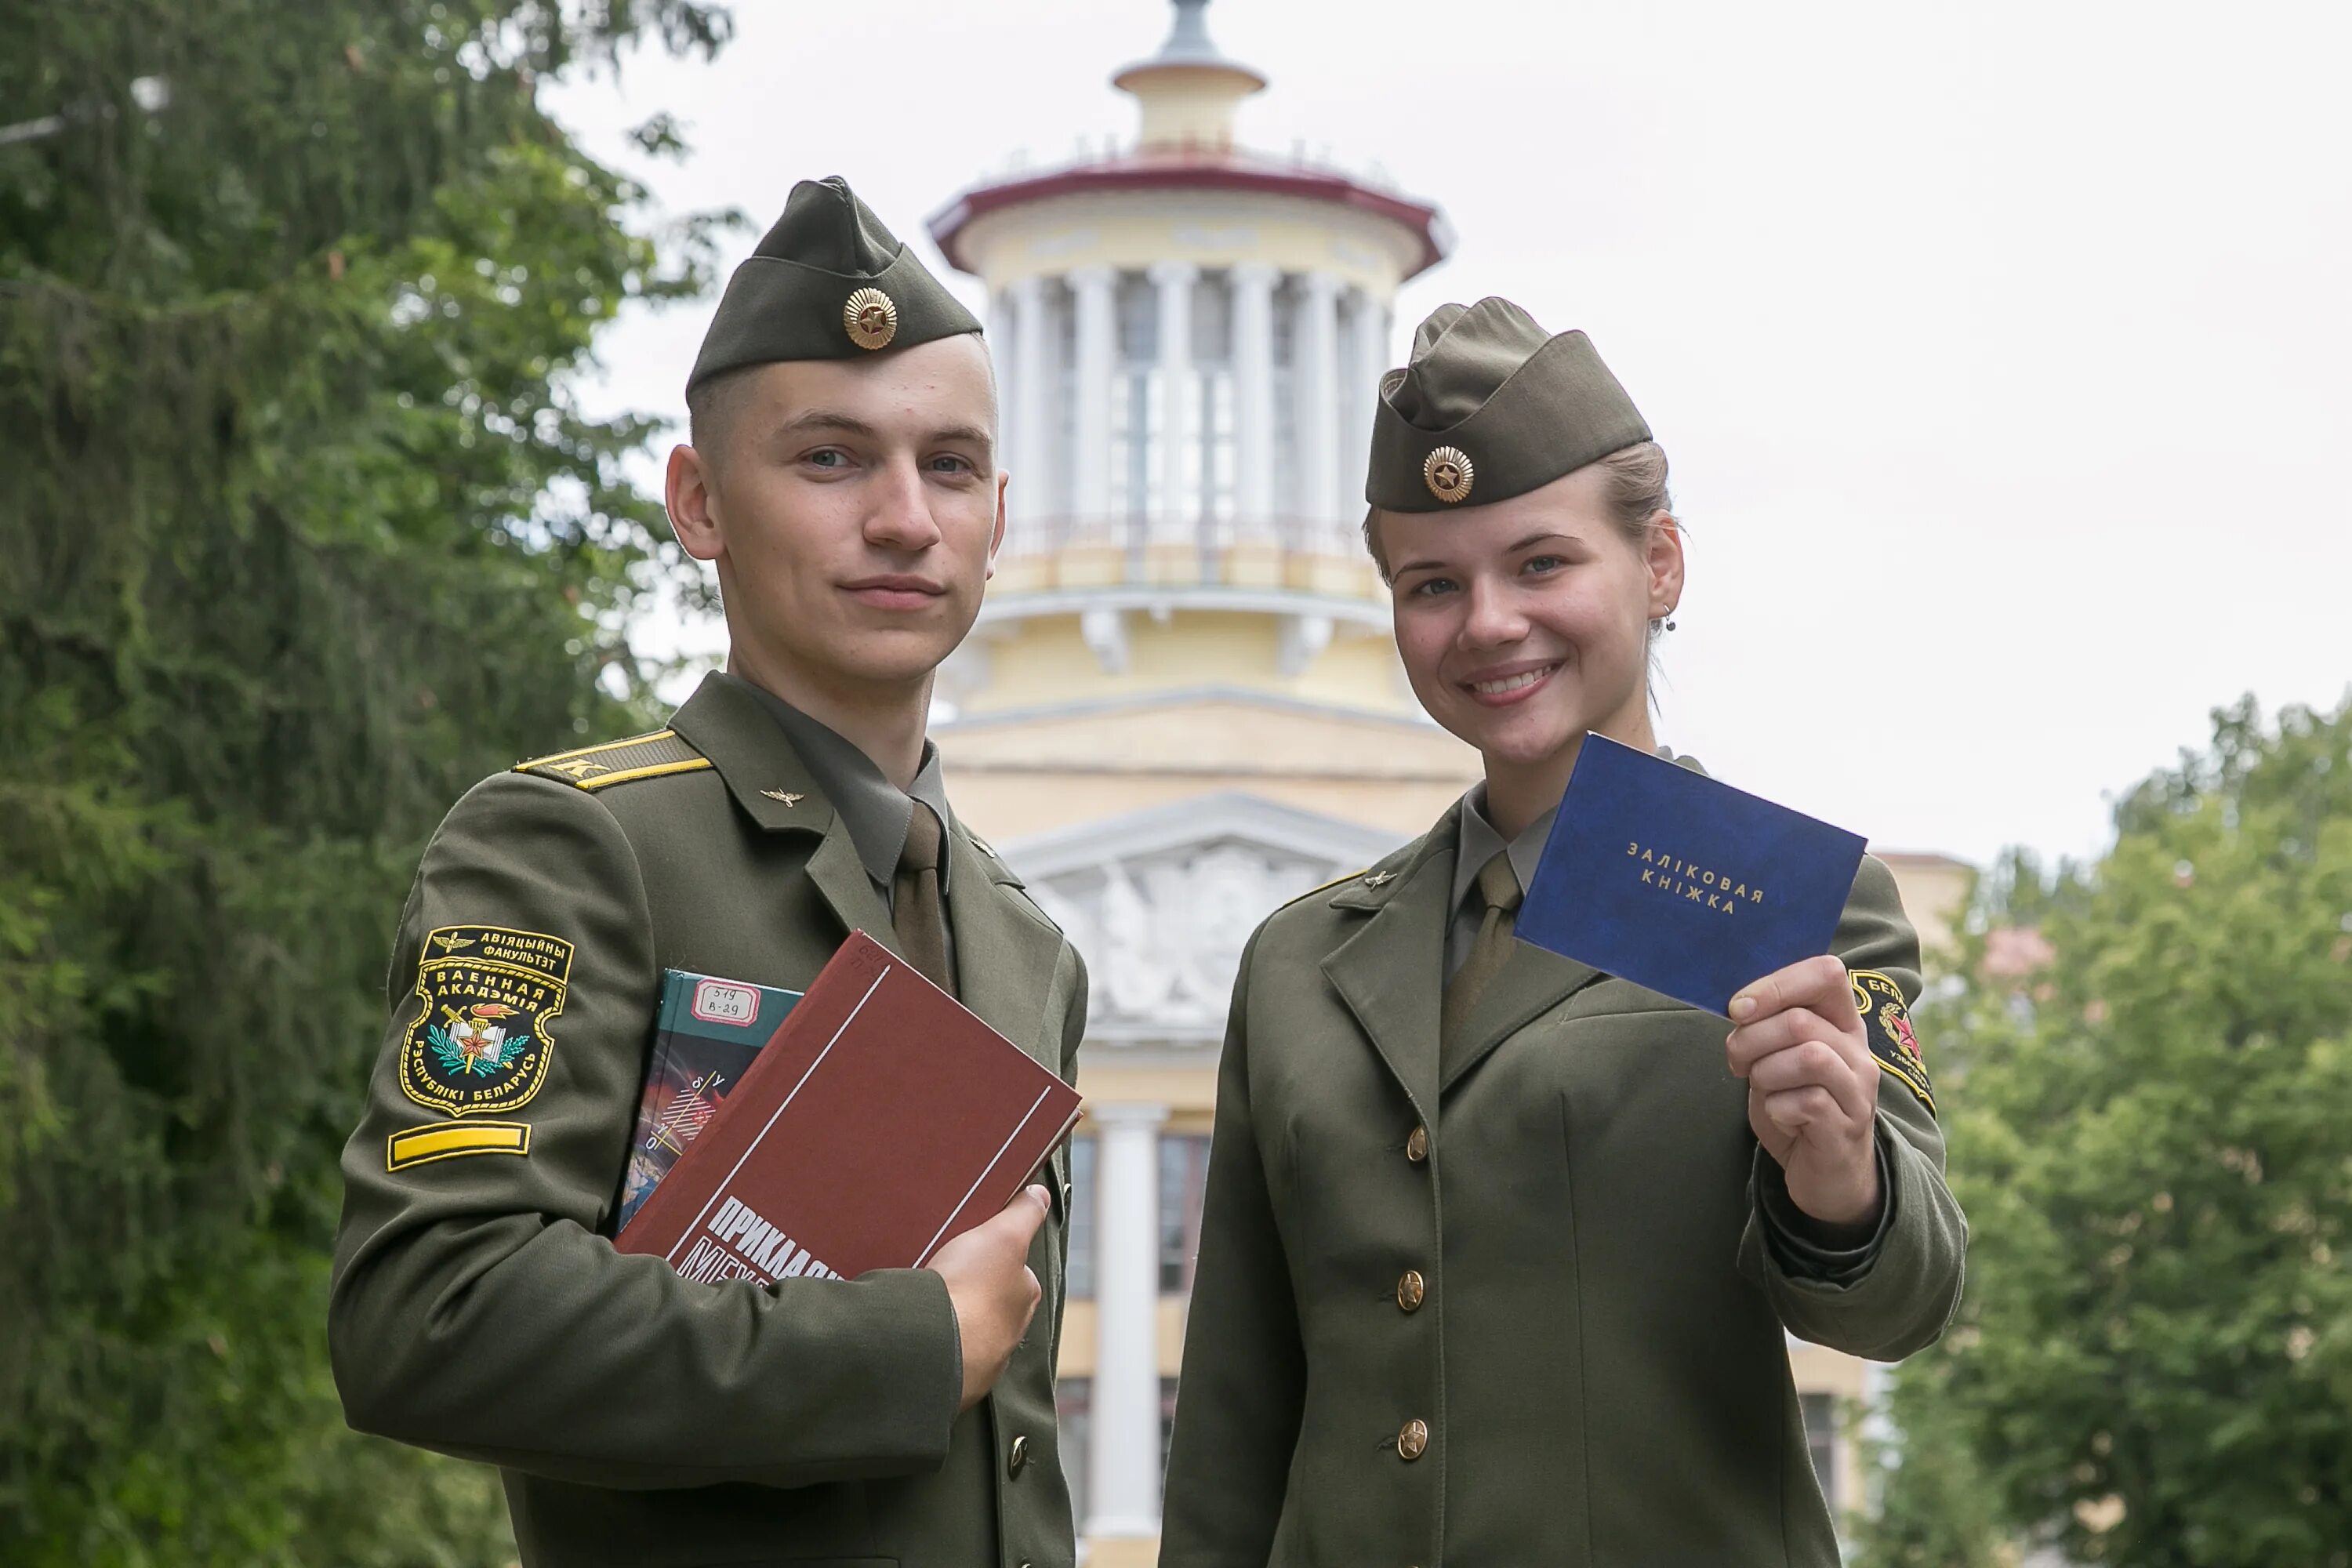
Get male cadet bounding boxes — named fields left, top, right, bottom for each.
left=329, top=176, right=1087, bottom=1568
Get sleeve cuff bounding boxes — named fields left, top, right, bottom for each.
left=1755, top=1127, right=1896, bottom=1287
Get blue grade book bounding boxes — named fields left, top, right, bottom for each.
left=614, top=969, right=802, bottom=1231
left=1516, top=735, right=1868, bottom=1016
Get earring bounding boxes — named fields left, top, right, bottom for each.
left=1661, top=616, right=1677, bottom=632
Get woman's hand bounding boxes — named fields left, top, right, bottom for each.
left=1726, top=955, right=1882, bottom=1229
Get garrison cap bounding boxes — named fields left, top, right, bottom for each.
left=686, top=176, right=982, bottom=395
left=1365, top=296, right=1650, bottom=512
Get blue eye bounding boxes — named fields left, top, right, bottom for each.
left=928, top=454, right=976, bottom=475
left=1523, top=554, right=1564, bottom=575
left=805, top=448, right=848, bottom=468
left=1410, top=576, right=1457, bottom=597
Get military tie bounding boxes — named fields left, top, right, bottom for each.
left=892, top=803, right=955, bottom=993
left=1441, top=850, right=1523, bottom=1071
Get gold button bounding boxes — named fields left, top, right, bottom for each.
left=1405, top=1125, right=1429, bottom=1163
left=1396, top=1269, right=1426, bottom=1312
left=1397, top=1417, right=1429, bottom=1461
left=1008, top=1433, right=1030, bottom=1477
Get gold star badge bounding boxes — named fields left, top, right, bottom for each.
left=844, top=287, right=898, bottom=351
left=760, top=789, right=805, bottom=808
left=1423, top=446, right=1474, bottom=504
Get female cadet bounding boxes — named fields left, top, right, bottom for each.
left=1158, top=298, right=1966, bottom=1568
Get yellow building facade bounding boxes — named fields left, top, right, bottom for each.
left=927, top=5, right=1971, bottom=1560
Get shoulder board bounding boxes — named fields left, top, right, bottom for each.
left=514, top=729, right=711, bottom=791
left=1276, top=868, right=1367, bottom=913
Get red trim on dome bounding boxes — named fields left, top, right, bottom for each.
left=927, top=155, right=1450, bottom=281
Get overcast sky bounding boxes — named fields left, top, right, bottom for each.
left=544, top=0, right=2350, bottom=869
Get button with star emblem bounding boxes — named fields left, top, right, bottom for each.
left=1396, top=1417, right=1430, bottom=1461
left=1396, top=1269, right=1426, bottom=1312
left=1405, top=1124, right=1429, bottom=1164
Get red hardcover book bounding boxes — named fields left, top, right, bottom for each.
left=613, top=930, right=1082, bottom=1284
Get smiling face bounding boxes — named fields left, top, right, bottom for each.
left=664, top=334, right=1006, bottom=708
left=1380, top=459, right=1683, bottom=784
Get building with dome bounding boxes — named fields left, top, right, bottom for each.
left=924, top=5, right=1973, bottom=1562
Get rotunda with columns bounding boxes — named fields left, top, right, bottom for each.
left=927, top=0, right=1450, bottom=734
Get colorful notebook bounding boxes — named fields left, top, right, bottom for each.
left=614, top=969, right=803, bottom=1231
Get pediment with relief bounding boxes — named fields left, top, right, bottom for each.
left=996, top=792, right=1405, bottom=1042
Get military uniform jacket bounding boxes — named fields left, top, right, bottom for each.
left=1160, top=806, right=1966, bottom=1568
left=329, top=673, right=1087, bottom=1568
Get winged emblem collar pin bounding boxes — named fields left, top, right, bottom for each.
left=760, top=789, right=804, bottom=807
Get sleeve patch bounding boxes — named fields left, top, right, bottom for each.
left=398, top=926, right=573, bottom=1118
left=387, top=1121, right=532, bottom=1171
left=1851, top=968, right=1934, bottom=1114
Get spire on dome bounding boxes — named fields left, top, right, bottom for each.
left=1112, top=0, right=1266, bottom=150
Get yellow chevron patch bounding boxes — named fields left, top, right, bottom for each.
left=386, top=1121, right=532, bottom=1171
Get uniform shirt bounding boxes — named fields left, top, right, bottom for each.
left=1445, top=778, right=1891, bottom=1284
left=736, top=674, right=956, bottom=971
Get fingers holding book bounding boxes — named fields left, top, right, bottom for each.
left=1726, top=956, right=1883, bottom=1229
left=931, top=1185, right=1051, bottom=1411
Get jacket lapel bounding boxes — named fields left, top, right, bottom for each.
left=945, top=825, right=1065, bottom=1074
left=1319, top=819, right=1459, bottom=1127
left=667, top=673, right=896, bottom=947
left=1438, top=944, right=1604, bottom=1096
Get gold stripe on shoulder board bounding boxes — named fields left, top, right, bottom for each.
left=574, top=757, right=712, bottom=790
left=516, top=728, right=677, bottom=771
left=514, top=728, right=712, bottom=791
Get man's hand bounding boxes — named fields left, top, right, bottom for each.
left=1726, top=955, right=1882, bottom=1229
left=927, top=1185, right=1050, bottom=1411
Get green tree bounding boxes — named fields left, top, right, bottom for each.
left=0, top=2, right=731, bottom=1561
left=1855, top=696, right=2352, bottom=1568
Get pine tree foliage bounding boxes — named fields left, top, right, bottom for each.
left=0, top=3, right=731, bottom=1559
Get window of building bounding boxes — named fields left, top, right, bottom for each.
left=1158, top=1134, right=1211, bottom=1294
left=1110, top=272, right=1161, bottom=527
left=1800, top=1392, right=1838, bottom=1511
left=1269, top=278, right=1300, bottom=522
left=1059, top=1376, right=1091, bottom=1526
left=1048, top=277, right=1077, bottom=525
left=1065, top=1134, right=1095, bottom=1299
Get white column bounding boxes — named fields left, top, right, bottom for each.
left=1297, top=270, right=1341, bottom=526
left=1087, top=1102, right=1168, bottom=1543
left=1069, top=265, right=1118, bottom=524
left=1149, top=260, right=1198, bottom=539
left=1229, top=262, right=1277, bottom=532
left=1010, top=274, right=1050, bottom=526
left=1348, top=288, right=1390, bottom=516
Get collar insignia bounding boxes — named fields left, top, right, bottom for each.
left=761, top=789, right=805, bottom=807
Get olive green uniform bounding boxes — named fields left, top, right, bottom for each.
left=329, top=173, right=1083, bottom=1568
left=1160, top=800, right=1962, bottom=1566
left=331, top=672, right=1086, bottom=1567
left=1161, top=295, right=1966, bottom=1566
